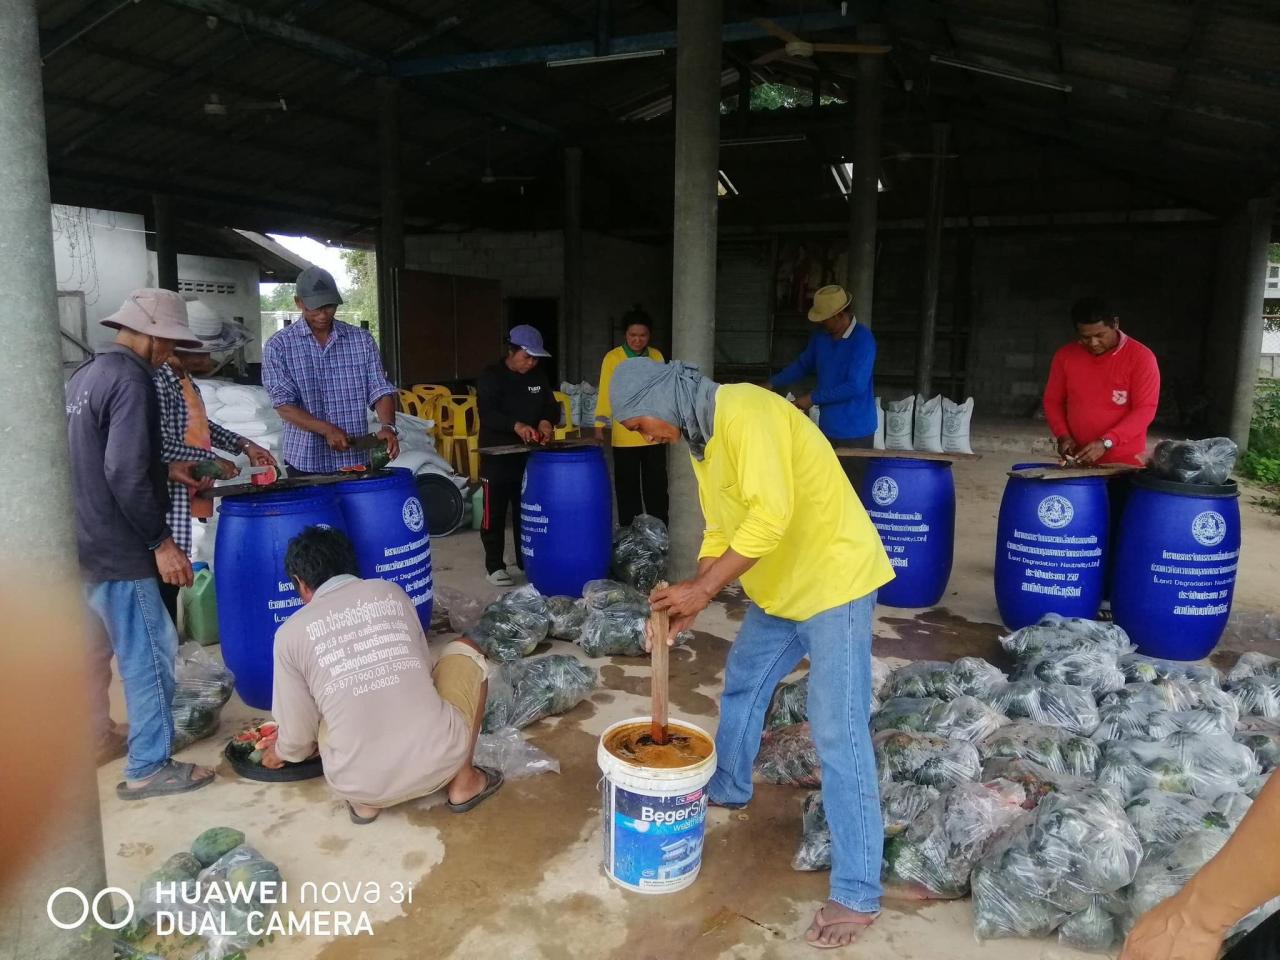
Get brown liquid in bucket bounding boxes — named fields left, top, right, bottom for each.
left=603, top=721, right=714, bottom=769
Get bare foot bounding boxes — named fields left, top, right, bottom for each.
left=446, top=765, right=488, bottom=806
left=804, top=901, right=878, bottom=950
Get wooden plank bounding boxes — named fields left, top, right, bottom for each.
left=478, top=438, right=602, bottom=455
left=833, top=447, right=983, bottom=462
left=649, top=581, right=670, bottom=745
left=1008, top=464, right=1143, bottom=480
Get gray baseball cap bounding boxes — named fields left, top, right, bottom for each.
left=295, top=266, right=344, bottom=310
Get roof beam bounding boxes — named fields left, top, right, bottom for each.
left=40, top=0, right=137, bottom=62
left=390, top=11, right=861, bottom=76
left=157, top=0, right=387, bottom=74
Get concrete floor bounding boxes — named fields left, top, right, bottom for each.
left=94, top=450, right=1280, bottom=960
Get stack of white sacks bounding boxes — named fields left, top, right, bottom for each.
left=877, top=395, right=975, bottom=455
left=558, top=382, right=599, bottom=429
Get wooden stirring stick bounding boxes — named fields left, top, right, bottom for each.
left=649, top=581, right=670, bottom=744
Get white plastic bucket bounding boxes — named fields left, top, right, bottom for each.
left=596, top=717, right=717, bottom=895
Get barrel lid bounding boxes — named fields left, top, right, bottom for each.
left=415, top=473, right=466, bottom=536
left=1132, top=473, right=1239, bottom=498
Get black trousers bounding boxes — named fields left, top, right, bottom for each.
left=481, top=454, right=526, bottom=574
left=612, top=445, right=669, bottom=527
left=829, top=434, right=875, bottom=505
left=159, top=581, right=180, bottom=628
left=1224, top=909, right=1280, bottom=960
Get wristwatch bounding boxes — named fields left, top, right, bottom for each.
left=1102, top=438, right=1114, bottom=450
left=378, top=422, right=400, bottom=437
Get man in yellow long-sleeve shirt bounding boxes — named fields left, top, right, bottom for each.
left=593, top=309, right=667, bottom=525
left=610, top=358, right=894, bottom=951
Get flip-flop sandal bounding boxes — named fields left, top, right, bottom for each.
left=346, top=801, right=381, bottom=825
left=805, top=906, right=878, bottom=950
left=446, top=765, right=504, bottom=814
left=116, top=760, right=214, bottom=801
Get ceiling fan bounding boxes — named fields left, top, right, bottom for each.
left=202, top=92, right=289, bottom=117
left=750, top=17, right=892, bottom=66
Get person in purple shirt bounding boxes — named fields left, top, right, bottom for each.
left=767, top=283, right=878, bottom=495
left=263, top=266, right=399, bottom=474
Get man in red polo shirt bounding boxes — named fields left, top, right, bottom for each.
left=1043, top=298, right=1161, bottom=466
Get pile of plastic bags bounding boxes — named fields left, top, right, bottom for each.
left=883, top=658, right=1007, bottom=702
left=482, top=654, right=596, bottom=733
left=980, top=721, right=1101, bottom=777
left=611, top=514, right=669, bottom=594
left=873, top=730, right=982, bottom=789
left=1096, top=732, right=1257, bottom=799
left=871, top=695, right=1008, bottom=744
left=546, top=595, right=588, bottom=642
left=1149, top=437, right=1238, bottom=485
left=756, top=723, right=822, bottom=787
left=576, top=579, right=652, bottom=657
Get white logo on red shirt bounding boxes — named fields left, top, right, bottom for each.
left=1112, top=390, right=1128, bottom=405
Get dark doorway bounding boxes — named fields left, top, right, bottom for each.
left=507, top=297, right=561, bottom=385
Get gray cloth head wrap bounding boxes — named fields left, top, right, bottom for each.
left=609, top=358, right=719, bottom=459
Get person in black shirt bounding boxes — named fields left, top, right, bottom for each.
left=476, top=325, right=560, bottom=585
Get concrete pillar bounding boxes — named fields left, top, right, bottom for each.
left=152, top=193, right=178, bottom=291
left=915, top=122, right=949, bottom=397
left=668, top=0, right=721, bottom=579
left=0, top=2, right=108, bottom=958
left=563, top=145, right=583, bottom=383
left=846, top=27, right=886, bottom=327
left=1210, top=197, right=1274, bottom=449
left=377, top=77, right=404, bottom=383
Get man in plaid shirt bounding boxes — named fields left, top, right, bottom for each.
left=154, top=347, right=276, bottom=622
left=262, top=266, right=399, bottom=473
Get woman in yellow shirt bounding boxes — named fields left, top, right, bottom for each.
left=593, top=309, right=667, bottom=526
left=610, top=357, right=894, bottom=951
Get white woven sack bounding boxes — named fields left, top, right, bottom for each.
left=874, top=397, right=886, bottom=450
left=883, top=396, right=915, bottom=451
left=216, top=384, right=270, bottom=407
left=913, top=394, right=944, bottom=453
left=217, top=404, right=271, bottom=424
left=942, top=397, right=975, bottom=455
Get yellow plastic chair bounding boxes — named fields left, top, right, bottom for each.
left=437, top=394, right=480, bottom=482
left=410, top=384, right=451, bottom=437
left=398, top=389, right=425, bottom=418
left=553, top=391, right=578, bottom=441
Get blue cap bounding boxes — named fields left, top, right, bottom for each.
left=508, top=324, right=551, bottom=358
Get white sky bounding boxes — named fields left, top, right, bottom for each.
left=261, top=234, right=353, bottom=292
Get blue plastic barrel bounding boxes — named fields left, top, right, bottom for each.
left=521, top=448, right=612, bottom=597
left=1112, top=474, right=1241, bottom=660
left=862, top=458, right=955, bottom=607
left=215, top=489, right=348, bottom=709
left=333, top=468, right=433, bottom=630
left=994, top=463, right=1110, bottom=629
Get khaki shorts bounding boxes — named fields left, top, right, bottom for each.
left=433, top=640, right=488, bottom=730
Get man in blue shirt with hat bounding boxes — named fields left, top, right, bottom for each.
left=263, top=265, right=399, bottom=474
left=768, top=283, right=878, bottom=493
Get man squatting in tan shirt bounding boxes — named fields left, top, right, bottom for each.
left=260, top=527, right=504, bottom=824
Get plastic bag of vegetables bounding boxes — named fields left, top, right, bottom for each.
left=1126, top=829, right=1229, bottom=922
left=576, top=579, right=651, bottom=657
left=987, top=680, right=1101, bottom=736
left=1093, top=681, right=1238, bottom=741
left=611, top=514, right=669, bottom=593
left=882, top=778, right=1026, bottom=899
left=766, top=675, right=809, bottom=731
left=152, top=844, right=282, bottom=960
left=1124, top=788, right=1251, bottom=848
left=482, top=654, right=596, bottom=732
left=1227, top=675, right=1280, bottom=719
left=435, top=585, right=484, bottom=635
left=793, top=791, right=832, bottom=871
left=1119, top=653, right=1221, bottom=687
left=980, top=721, right=1100, bottom=777
left=1237, top=717, right=1280, bottom=772
left=1058, top=896, right=1122, bottom=952
left=545, top=595, right=587, bottom=642
left=883, top=657, right=1007, bottom=702
left=1096, top=732, right=1258, bottom=800
left=873, top=730, right=981, bottom=789
left=1228, top=651, right=1280, bottom=684
left=881, top=781, right=940, bottom=836
left=172, top=643, right=235, bottom=751
left=872, top=695, right=1008, bottom=744
left=756, top=722, right=822, bottom=787
left=471, top=585, right=551, bottom=661
left=971, top=787, right=1141, bottom=940
left=999, top=614, right=1134, bottom=663
left=980, top=757, right=1100, bottom=809
left=1013, top=649, right=1125, bottom=695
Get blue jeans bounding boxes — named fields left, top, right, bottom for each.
left=84, top=578, right=178, bottom=780
left=708, top=592, right=883, bottom=913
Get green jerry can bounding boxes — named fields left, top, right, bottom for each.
left=182, top=564, right=220, bottom=646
